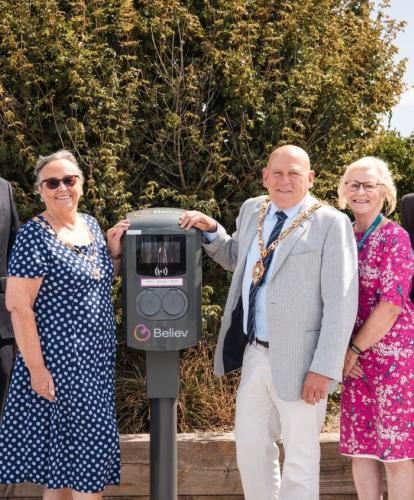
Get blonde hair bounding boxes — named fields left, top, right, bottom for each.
left=337, top=156, right=396, bottom=215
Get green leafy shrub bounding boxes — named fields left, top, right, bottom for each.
left=0, top=0, right=408, bottom=432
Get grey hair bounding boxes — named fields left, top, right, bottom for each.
left=34, top=150, right=84, bottom=186
left=337, top=156, right=397, bottom=215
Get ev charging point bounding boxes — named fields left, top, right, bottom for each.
left=123, top=207, right=202, bottom=500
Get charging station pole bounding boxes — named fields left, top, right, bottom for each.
left=147, top=351, right=179, bottom=500
left=122, top=207, right=202, bottom=500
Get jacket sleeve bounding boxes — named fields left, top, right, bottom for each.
left=7, top=181, right=20, bottom=260
left=309, top=212, right=359, bottom=382
left=202, top=200, right=250, bottom=272
left=0, top=182, right=20, bottom=293
left=401, top=194, right=414, bottom=250
left=400, top=194, right=414, bottom=303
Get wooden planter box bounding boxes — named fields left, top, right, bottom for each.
left=0, top=432, right=387, bottom=499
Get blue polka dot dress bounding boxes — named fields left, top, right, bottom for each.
left=0, top=214, right=120, bottom=493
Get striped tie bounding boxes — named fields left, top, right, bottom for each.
left=246, top=211, right=287, bottom=344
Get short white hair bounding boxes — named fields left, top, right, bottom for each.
left=34, top=150, right=84, bottom=186
left=337, top=156, right=396, bottom=215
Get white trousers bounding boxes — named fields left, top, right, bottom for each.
left=235, top=343, right=327, bottom=500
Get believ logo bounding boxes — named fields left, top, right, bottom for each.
left=133, top=324, right=151, bottom=341
left=133, top=323, right=189, bottom=341
left=154, top=328, right=188, bottom=338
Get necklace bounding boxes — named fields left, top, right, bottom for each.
left=252, top=197, right=323, bottom=285
left=356, top=213, right=383, bottom=251
left=33, top=215, right=101, bottom=280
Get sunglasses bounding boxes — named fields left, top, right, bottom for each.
left=39, top=175, right=80, bottom=190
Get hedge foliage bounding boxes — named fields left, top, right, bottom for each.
left=0, top=0, right=409, bottom=431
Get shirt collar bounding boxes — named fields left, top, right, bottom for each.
left=268, top=193, right=311, bottom=220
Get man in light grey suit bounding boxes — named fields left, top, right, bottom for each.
left=0, top=177, right=19, bottom=418
left=180, top=145, right=358, bottom=500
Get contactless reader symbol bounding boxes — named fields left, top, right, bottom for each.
left=155, top=247, right=169, bottom=277
left=133, top=323, right=151, bottom=341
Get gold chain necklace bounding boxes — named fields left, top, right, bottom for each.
left=252, top=197, right=323, bottom=285
left=33, top=215, right=101, bottom=281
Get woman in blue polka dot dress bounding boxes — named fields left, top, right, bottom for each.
left=0, top=150, right=130, bottom=499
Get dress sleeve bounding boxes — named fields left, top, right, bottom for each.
left=379, top=225, right=414, bottom=307
left=7, top=221, right=50, bottom=278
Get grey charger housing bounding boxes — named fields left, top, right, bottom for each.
left=123, top=207, right=202, bottom=351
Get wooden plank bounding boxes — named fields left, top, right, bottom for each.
left=178, top=497, right=244, bottom=500
left=120, top=433, right=238, bottom=468
left=321, top=496, right=388, bottom=500
left=320, top=496, right=359, bottom=500
left=105, top=465, right=242, bottom=496
left=0, top=484, right=43, bottom=497
left=0, top=498, right=247, bottom=500
left=1, top=432, right=389, bottom=498
left=119, top=434, right=149, bottom=464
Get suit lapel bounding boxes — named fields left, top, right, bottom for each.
left=268, top=195, right=318, bottom=280
left=269, top=220, right=309, bottom=278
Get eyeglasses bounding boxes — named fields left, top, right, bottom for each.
left=345, top=181, right=383, bottom=193
left=39, top=175, right=80, bottom=190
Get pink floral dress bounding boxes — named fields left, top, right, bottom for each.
left=340, top=221, right=414, bottom=461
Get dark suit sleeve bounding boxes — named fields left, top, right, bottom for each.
left=400, top=194, right=414, bottom=303
left=6, top=181, right=20, bottom=260
left=0, top=182, right=20, bottom=293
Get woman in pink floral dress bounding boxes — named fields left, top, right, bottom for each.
left=338, top=157, right=414, bottom=500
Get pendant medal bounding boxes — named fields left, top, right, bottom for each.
left=252, top=260, right=265, bottom=285
left=92, top=266, right=101, bottom=281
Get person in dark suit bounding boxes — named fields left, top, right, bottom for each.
left=0, top=177, right=19, bottom=417
left=401, top=193, right=414, bottom=303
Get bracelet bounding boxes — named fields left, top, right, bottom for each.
left=349, top=342, right=363, bottom=355
left=110, top=251, right=122, bottom=260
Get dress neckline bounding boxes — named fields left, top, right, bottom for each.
left=354, top=220, right=393, bottom=237
left=37, top=213, right=92, bottom=248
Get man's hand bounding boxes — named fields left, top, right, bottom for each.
left=179, top=211, right=217, bottom=232
left=302, top=371, right=330, bottom=405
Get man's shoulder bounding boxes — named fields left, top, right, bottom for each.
left=401, top=193, right=414, bottom=209
left=314, top=202, right=348, bottom=222
left=0, top=177, right=10, bottom=191
left=240, top=195, right=267, bottom=212
left=309, top=202, right=352, bottom=234
left=311, top=197, right=348, bottom=219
